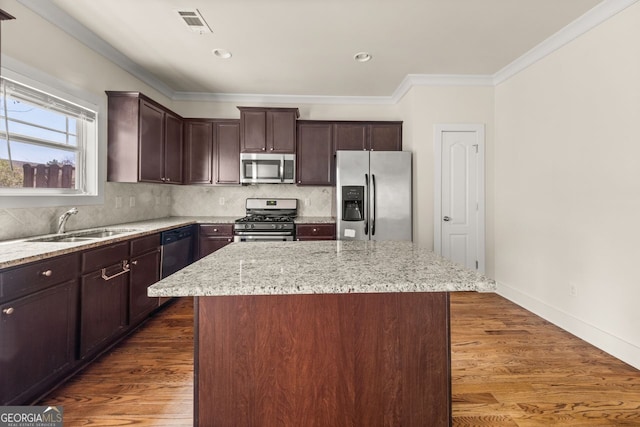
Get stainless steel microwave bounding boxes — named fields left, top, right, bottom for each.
left=240, top=153, right=296, bottom=184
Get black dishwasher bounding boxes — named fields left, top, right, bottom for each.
left=160, top=225, right=194, bottom=278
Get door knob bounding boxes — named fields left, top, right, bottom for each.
left=443, top=216, right=451, bottom=222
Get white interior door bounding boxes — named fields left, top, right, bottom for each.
left=434, top=124, right=485, bottom=272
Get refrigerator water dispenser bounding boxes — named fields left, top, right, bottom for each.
left=342, top=186, right=364, bottom=221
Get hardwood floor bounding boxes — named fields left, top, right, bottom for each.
left=39, top=293, right=640, bottom=426
left=451, top=292, right=640, bottom=426
left=40, top=298, right=194, bottom=426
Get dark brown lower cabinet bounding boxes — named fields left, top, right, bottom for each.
left=0, top=280, right=77, bottom=405
left=79, top=265, right=128, bottom=358
left=198, top=224, right=234, bottom=259
left=296, top=223, right=336, bottom=240
left=129, top=236, right=161, bottom=326
left=79, top=242, right=130, bottom=359
left=196, top=292, right=451, bottom=426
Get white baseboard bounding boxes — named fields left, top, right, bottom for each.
left=496, top=281, right=640, bottom=370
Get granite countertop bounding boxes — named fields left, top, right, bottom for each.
left=0, top=216, right=336, bottom=269
left=0, top=216, right=236, bottom=269
left=148, top=240, right=496, bottom=297
left=294, top=216, right=335, bottom=224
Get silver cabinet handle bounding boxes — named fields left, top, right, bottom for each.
left=443, top=216, right=451, bottom=222
left=101, top=260, right=130, bottom=281
left=213, top=228, right=218, bottom=232
left=2, top=307, right=14, bottom=315
left=41, top=270, right=53, bottom=277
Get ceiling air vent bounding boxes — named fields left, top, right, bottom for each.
left=176, top=9, right=212, bottom=34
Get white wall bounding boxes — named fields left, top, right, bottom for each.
left=398, top=85, right=495, bottom=275
left=494, top=2, right=640, bottom=368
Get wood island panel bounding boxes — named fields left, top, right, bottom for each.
left=195, top=292, right=451, bottom=426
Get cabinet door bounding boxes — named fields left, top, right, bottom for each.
left=370, top=123, right=402, bottom=151
left=164, top=112, right=183, bottom=183
left=198, top=237, right=233, bottom=259
left=139, top=100, right=165, bottom=183
left=198, top=224, right=234, bottom=259
left=240, top=110, right=267, bottom=152
left=214, top=121, right=240, bottom=184
left=296, top=122, right=334, bottom=185
left=296, top=224, right=336, bottom=241
left=0, top=280, right=77, bottom=405
left=129, top=248, right=161, bottom=325
left=334, top=123, right=368, bottom=151
left=184, top=120, right=213, bottom=184
left=79, top=265, right=128, bottom=358
left=268, top=110, right=296, bottom=153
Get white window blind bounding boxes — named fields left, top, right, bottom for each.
left=0, top=76, right=97, bottom=194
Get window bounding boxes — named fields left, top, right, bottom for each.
left=0, top=75, right=97, bottom=197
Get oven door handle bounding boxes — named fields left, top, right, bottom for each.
left=234, top=235, right=293, bottom=242
left=234, top=231, right=293, bottom=236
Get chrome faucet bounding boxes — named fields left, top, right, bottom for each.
left=57, top=207, right=78, bottom=234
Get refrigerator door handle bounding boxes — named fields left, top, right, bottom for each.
left=364, top=173, right=369, bottom=235
left=371, top=174, right=376, bottom=236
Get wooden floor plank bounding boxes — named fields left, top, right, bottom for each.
left=39, top=293, right=640, bottom=426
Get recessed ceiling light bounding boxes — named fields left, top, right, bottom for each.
left=353, top=52, right=372, bottom=62
left=212, top=48, right=232, bottom=59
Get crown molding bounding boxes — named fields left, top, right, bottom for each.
left=171, top=91, right=394, bottom=105
left=493, top=0, right=639, bottom=85
left=172, top=75, right=493, bottom=105
left=18, top=0, right=639, bottom=104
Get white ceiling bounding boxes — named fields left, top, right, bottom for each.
left=16, top=0, right=619, bottom=99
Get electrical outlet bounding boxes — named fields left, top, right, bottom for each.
left=219, top=197, right=225, bottom=205
left=304, top=198, right=310, bottom=206
left=129, top=196, right=136, bottom=207
left=115, top=196, right=122, bottom=209
left=569, top=282, right=578, bottom=297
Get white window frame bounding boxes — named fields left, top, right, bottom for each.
left=0, top=58, right=104, bottom=208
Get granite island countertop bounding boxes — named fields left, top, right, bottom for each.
left=148, top=240, right=496, bottom=297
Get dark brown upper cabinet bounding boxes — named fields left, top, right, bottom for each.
left=296, top=121, right=335, bottom=186
left=183, top=119, right=240, bottom=185
left=238, top=107, right=299, bottom=153
left=214, top=120, right=241, bottom=185
left=183, top=120, right=213, bottom=185
left=334, top=121, right=402, bottom=151
left=106, top=92, right=183, bottom=184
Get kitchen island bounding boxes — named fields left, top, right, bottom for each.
left=148, top=240, right=495, bottom=426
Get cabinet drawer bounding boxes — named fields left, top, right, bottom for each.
left=296, top=224, right=336, bottom=239
left=199, top=224, right=233, bottom=237
left=131, top=233, right=160, bottom=257
left=81, top=242, right=130, bottom=273
left=0, top=253, right=79, bottom=302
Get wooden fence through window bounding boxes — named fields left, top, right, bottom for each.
left=23, top=164, right=75, bottom=188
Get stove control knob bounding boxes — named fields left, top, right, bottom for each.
left=271, top=224, right=277, bottom=229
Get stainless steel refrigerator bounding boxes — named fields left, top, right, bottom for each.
left=336, top=150, right=412, bottom=241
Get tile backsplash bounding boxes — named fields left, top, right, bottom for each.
left=0, top=182, right=334, bottom=241
left=170, top=184, right=335, bottom=217
left=0, top=182, right=172, bottom=241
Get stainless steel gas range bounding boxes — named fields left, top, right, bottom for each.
left=233, top=198, right=297, bottom=242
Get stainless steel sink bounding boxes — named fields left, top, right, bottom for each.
left=27, top=228, right=139, bottom=243
left=28, top=235, right=97, bottom=243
